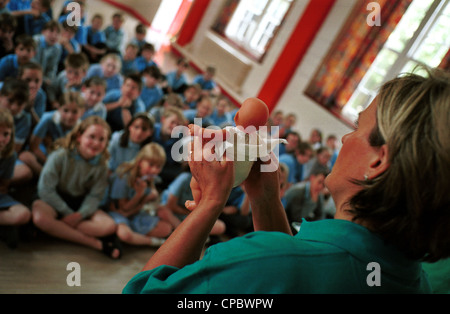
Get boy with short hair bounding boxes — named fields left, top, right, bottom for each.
left=0, top=34, right=36, bottom=81
left=104, top=73, right=145, bottom=132
left=32, top=20, right=62, bottom=85
left=140, top=65, right=163, bottom=111
left=134, top=43, right=157, bottom=73
left=18, top=61, right=46, bottom=122
left=104, top=12, right=125, bottom=55
left=81, top=76, right=107, bottom=120
left=49, top=52, right=89, bottom=109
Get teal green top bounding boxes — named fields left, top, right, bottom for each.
left=123, top=219, right=431, bottom=294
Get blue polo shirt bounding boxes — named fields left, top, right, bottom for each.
left=123, top=219, right=431, bottom=294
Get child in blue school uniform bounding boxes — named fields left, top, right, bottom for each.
left=104, top=73, right=145, bottom=132
left=108, top=143, right=177, bottom=247
left=107, top=112, right=154, bottom=174
left=19, top=61, right=46, bottom=122
left=80, top=76, right=107, bottom=121
left=0, top=108, right=31, bottom=249
left=19, top=90, right=85, bottom=178
left=16, top=0, right=52, bottom=36
left=129, top=23, right=148, bottom=55
left=134, top=43, right=157, bottom=73
left=193, top=66, right=220, bottom=97
left=32, top=20, right=62, bottom=86
left=57, top=21, right=82, bottom=73
left=104, top=12, right=125, bottom=55
left=85, top=53, right=123, bottom=93
left=183, top=95, right=214, bottom=127
left=180, top=84, right=201, bottom=109
left=82, top=13, right=107, bottom=64
left=148, top=92, right=184, bottom=124
left=121, top=43, right=139, bottom=76
left=209, top=95, right=234, bottom=128
left=164, top=58, right=189, bottom=94
left=140, top=65, right=163, bottom=111
left=159, top=169, right=225, bottom=236
left=32, top=116, right=121, bottom=259
left=58, top=0, right=87, bottom=48
left=0, top=13, right=17, bottom=59
left=0, top=78, right=33, bottom=185
left=0, top=34, right=36, bottom=81
left=49, top=52, right=89, bottom=110
left=151, top=107, right=187, bottom=189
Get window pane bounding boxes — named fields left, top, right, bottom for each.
left=371, top=48, right=399, bottom=76
left=385, top=0, right=434, bottom=52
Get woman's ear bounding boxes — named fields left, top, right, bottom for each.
left=367, top=144, right=390, bottom=180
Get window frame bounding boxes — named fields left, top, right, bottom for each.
left=341, top=0, right=450, bottom=122
left=211, top=0, right=294, bottom=63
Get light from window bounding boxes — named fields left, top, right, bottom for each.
left=342, top=0, right=450, bottom=122
left=224, top=0, right=293, bottom=60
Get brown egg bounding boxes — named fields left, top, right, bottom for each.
left=234, top=97, right=269, bottom=130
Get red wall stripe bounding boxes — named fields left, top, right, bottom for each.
left=176, top=0, right=212, bottom=46
left=257, top=0, right=337, bottom=113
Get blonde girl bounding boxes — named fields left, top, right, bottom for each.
left=32, top=116, right=121, bottom=259
left=0, top=108, right=30, bottom=248
left=109, top=143, right=179, bottom=246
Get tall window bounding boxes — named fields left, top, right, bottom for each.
left=343, top=0, right=450, bottom=121
left=212, top=0, right=293, bottom=61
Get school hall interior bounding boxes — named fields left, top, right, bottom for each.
left=1, top=0, right=449, bottom=294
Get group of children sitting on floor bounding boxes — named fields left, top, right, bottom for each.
left=0, top=0, right=338, bottom=258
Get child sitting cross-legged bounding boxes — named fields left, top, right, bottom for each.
left=108, top=143, right=179, bottom=247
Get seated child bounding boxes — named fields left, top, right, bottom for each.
left=108, top=143, right=178, bottom=247
left=32, top=20, right=62, bottom=86
left=121, top=43, right=139, bottom=76
left=183, top=95, right=214, bottom=127
left=0, top=13, right=18, bottom=59
left=32, top=116, right=121, bottom=259
left=57, top=20, right=82, bottom=73
left=164, top=57, right=189, bottom=94
left=18, top=61, right=46, bottom=122
left=279, top=141, right=314, bottom=184
left=0, top=108, right=31, bottom=249
left=193, top=66, right=220, bottom=97
left=134, top=43, right=157, bottom=73
left=16, top=0, right=52, bottom=36
left=0, top=78, right=33, bottom=184
left=149, top=92, right=183, bottom=124
left=82, top=13, right=107, bottom=64
left=104, top=73, right=145, bottom=132
left=19, top=90, right=85, bottom=177
left=80, top=76, right=107, bottom=120
left=209, top=95, right=234, bottom=128
left=159, top=170, right=225, bottom=236
left=108, top=112, right=154, bottom=173
left=181, top=84, right=201, bottom=109
left=140, top=65, right=163, bottom=111
left=103, top=12, right=125, bottom=55
left=152, top=107, right=187, bottom=189
left=85, top=53, right=123, bottom=93
left=49, top=52, right=89, bottom=109
left=0, top=34, right=36, bottom=81
left=283, top=168, right=329, bottom=234
left=129, top=23, right=148, bottom=55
